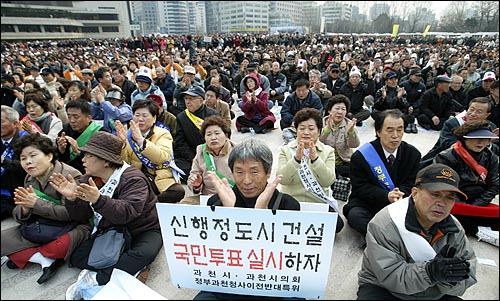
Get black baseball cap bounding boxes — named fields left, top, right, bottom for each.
left=415, top=163, right=467, bottom=199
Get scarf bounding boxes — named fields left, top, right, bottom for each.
left=33, top=188, right=61, bottom=205
left=453, top=141, right=488, bottom=183
left=22, top=112, right=52, bottom=134
left=202, top=143, right=235, bottom=187
left=90, top=163, right=130, bottom=234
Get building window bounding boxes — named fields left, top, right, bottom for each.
left=64, top=26, right=80, bottom=33
left=102, top=26, right=119, bottom=32
left=45, top=25, right=62, bottom=33
left=18, top=25, right=42, bottom=33
left=1, top=24, right=15, bottom=32
left=82, top=26, right=99, bottom=33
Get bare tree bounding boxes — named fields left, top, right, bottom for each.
left=439, top=2, right=469, bottom=32
left=473, top=1, right=499, bottom=31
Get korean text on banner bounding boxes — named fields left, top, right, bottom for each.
left=156, top=204, right=337, bottom=299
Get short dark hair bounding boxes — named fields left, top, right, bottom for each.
left=293, top=108, right=323, bottom=132
left=200, top=115, right=231, bottom=139
left=94, top=67, right=110, bottom=80
left=24, top=90, right=49, bottom=112
left=67, top=80, right=91, bottom=101
left=469, top=97, right=493, bottom=113
left=294, top=79, right=310, bottom=90
left=112, top=65, right=126, bottom=75
left=374, top=109, right=405, bottom=135
left=65, top=100, right=92, bottom=116
left=132, top=98, right=160, bottom=119
left=325, top=94, right=351, bottom=113
left=205, top=85, right=220, bottom=98
left=12, top=133, right=57, bottom=163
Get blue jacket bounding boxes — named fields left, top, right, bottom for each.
left=280, top=90, right=323, bottom=129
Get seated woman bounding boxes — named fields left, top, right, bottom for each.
left=277, top=108, right=344, bottom=233
left=90, top=87, right=133, bottom=135
left=1, top=133, right=88, bottom=284
left=50, top=131, right=162, bottom=297
left=235, top=73, right=275, bottom=134
left=319, top=95, right=359, bottom=178
left=20, top=90, right=63, bottom=145
left=116, top=98, right=185, bottom=203
left=434, top=120, right=499, bottom=243
left=187, top=115, right=235, bottom=195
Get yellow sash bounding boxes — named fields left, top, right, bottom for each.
left=185, top=109, right=204, bottom=130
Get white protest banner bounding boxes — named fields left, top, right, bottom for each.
left=157, top=204, right=337, bottom=298
left=204, top=36, right=212, bottom=43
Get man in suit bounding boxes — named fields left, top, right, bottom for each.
left=1, top=105, right=28, bottom=219
left=343, top=109, right=421, bottom=238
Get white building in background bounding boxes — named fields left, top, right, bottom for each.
left=157, top=1, right=189, bottom=35
left=129, top=1, right=160, bottom=35
left=219, top=1, right=270, bottom=33
left=188, top=1, right=207, bottom=35
left=1, top=1, right=131, bottom=40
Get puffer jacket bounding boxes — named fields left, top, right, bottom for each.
left=434, top=144, right=499, bottom=206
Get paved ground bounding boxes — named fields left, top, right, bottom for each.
left=1, top=104, right=499, bottom=300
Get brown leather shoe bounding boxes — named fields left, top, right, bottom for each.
left=136, top=265, right=150, bottom=284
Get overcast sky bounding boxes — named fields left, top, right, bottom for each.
left=316, top=1, right=453, bottom=19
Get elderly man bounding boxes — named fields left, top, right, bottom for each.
left=357, top=163, right=477, bottom=300
left=420, top=96, right=498, bottom=168
left=174, top=86, right=219, bottom=181
left=1, top=106, right=28, bottom=220
left=172, top=65, right=203, bottom=116
left=343, top=109, right=421, bottom=238
left=195, top=138, right=301, bottom=300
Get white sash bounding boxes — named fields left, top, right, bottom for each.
left=291, top=147, right=339, bottom=212
left=388, top=197, right=436, bottom=262
left=90, top=162, right=130, bottom=234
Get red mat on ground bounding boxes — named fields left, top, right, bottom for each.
left=451, top=202, right=499, bottom=218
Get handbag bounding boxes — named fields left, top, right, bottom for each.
left=142, top=167, right=160, bottom=195
left=88, top=226, right=130, bottom=269
left=21, top=215, right=76, bottom=244
left=331, top=176, right=351, bottom=202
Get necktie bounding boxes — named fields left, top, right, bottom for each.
left=387, top=154, right=395, bottom=166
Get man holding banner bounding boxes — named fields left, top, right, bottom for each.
left=196, top=138, right=302, bottom=300
left=357, top=163, right=477, bottom=299
left=343, top=109, right=421, bottom=240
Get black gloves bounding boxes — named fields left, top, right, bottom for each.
left=426, top=244, right=470, bottom=284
